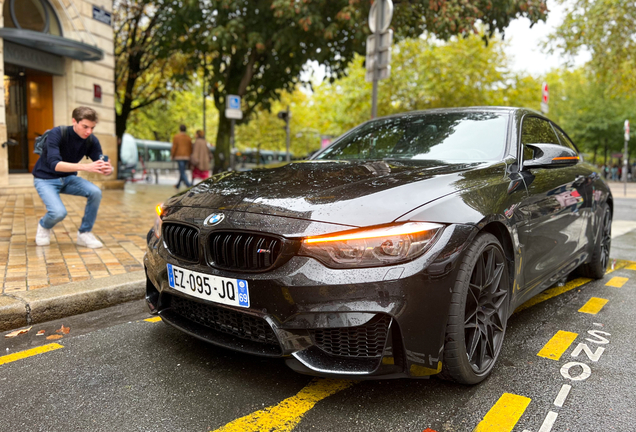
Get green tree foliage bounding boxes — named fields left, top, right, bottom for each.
left=114, top=0, right=193, bottom=142
left=126, top=79, right=219, bottom=143
left=233, top=34, right=542, bottom=157
left=178, top=0, right=548, bottom=170
left=310, top=34, right=542, bottom=137
left=543, top=68, right=636, bottom=165
left=549, top=0, right=636, bottom=93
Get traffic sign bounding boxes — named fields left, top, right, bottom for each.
left=225, top=94, right=243, bottom=120
left=366, top=30, right=393, bottom=56
left=369, top=0, right=393, bottom=33
left=365, top=30, right=392, bottom=83
left=541, top=82, right=549, bottom=114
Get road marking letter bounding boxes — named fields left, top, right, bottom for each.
left=537, top=331, right=578, bottom=361
left=586, top=330, right=610, bottom=344
left=474, top=393, right=531, bottom=432
left=571, top=343, right=605, bottom=362
left=560, top=361, right=592, bottom=381
left=605, top=276, right=628, bottom=288
left=0, top=343, right=64, bottom=366
left=578, top=297, right=608, bottom=314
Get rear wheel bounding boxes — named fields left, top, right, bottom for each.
left=441, top=233, right=510, bottom=385
left=579, top=204, right=612, bottom=279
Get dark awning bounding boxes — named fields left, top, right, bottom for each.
left=0, top=28, right=103, bottom=62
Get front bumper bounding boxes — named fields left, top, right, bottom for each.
left=144, top=222, right=476, bottom=379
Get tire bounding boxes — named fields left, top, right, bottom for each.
left=440, top=232, right=510, bottom=385
left=579, top=204, right=612, bottom=279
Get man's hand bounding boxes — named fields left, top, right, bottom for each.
left=55, top=160, right=113, bottom=175
left=100, top=161, right=113, bottom=176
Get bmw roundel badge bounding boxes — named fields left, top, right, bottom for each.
left=204, top=213, right=225, bottom=226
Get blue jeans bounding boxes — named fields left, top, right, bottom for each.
left=34, top=175, right=102, bottom=233
left=176, top=160, right=191, bottom=188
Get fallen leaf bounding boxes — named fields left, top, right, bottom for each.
left=36, top=330, right=46, bottom=336
left=55, top=325, right=70, bottom=335
left=46, top=335, right=63, bottom=340
left=4, top=326, right=32, bottom=338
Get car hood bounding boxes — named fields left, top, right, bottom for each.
left=167, top=160, right=498, bottom=227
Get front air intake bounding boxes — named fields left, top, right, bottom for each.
left=208, top=232, right=282, bottom=271
left=162, top=223, right=199, bottom=262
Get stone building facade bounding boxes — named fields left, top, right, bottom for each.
left=0, top=0, right=116, bottom=192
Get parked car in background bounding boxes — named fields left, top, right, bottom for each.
left=144, top=107, right=612, bottom=384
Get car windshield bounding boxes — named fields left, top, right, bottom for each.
left=315, top=112, right=509, bottom=162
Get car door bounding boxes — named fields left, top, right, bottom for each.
left=515, top=116, right=588, bottom=293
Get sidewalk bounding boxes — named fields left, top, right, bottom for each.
left=0, top=182, right=178, bottom=330
left=1, top=179, right=636, bottom=332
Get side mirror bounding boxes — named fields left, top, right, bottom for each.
left=523, top=143, right=580, bottom=169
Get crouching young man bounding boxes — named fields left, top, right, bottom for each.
left=33, top=106, right=113, bottom=248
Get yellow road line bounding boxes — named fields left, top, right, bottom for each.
left=537, top=331, right=578, bottom=361
left=211, top=378, right=355, bottom=432
left=514, top=260, right=635, bottom=314
left=473, top=393, right=531, bottom=432
left=606, top=259, right=632, bottom=274
left=144, top=316, right=162, bottom=322
left=606, top=276, right=628, bottom=288
left=0, top=343, right=64, bottom=366
left=514, top=278, right=590, bottom=314
left=578, top=297, right=609, bottom=315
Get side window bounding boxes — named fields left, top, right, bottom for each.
left=552, top=125, right=579, bottom=153
left=521, top=117, right=560, bottom=145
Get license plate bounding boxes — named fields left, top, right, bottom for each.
left=167, top=264, right=249, bottom=308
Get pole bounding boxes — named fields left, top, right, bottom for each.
left=285, top=105, right=291, bottom=163
left=230, top=119, right=235, bottom=171
left=371, top=0, right=384, bottom=119
left=624, top=137, right=628, bottom=197
left=625, top=119, right=630, bottom=197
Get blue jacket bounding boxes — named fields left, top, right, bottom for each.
left=32, top=126, right=102, bottom=179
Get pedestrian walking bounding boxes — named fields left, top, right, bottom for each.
left=190, top=130, right=211, bottom=184
left=33, top=106, right=112, bottom=248
left=171, top=124, right=192, bottom=188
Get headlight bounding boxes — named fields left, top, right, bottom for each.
left=299, top=222, right=444, bottom=268
left=154, top=203, right=163, bottom=239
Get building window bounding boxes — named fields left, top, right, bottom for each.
left=2, top=0, right=62, bottom=36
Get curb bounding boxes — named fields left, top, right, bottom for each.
left=0, top=271, right=146, bottom=332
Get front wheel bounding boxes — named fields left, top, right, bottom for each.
left=441, top=233, right=510, bottom=385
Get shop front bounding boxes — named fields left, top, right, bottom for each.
left=0, top=0, right=117, bottom=191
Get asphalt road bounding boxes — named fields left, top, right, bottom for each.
left=2, top=238, right=636, bottom=431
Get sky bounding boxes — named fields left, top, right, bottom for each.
left=502, top=0, right=589, bottom=76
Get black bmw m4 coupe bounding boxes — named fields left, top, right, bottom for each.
left=144, top=107, right=612, bottom=384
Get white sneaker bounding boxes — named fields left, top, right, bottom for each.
left=77, top=231, right=104, bottom=249
left=36, top=223, right=51, bottom=246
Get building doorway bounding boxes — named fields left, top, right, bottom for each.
left=4, top=64, right=53, bottom=173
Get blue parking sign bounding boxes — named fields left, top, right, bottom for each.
left=228, top=95, right=241, bottom=110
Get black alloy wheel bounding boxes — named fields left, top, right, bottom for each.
left=599, top=206, right=612, bottom=272
left=441, top=232, right=510, bottom=385
left=579, top=204, right=612, bottom=279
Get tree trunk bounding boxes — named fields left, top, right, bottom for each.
left=214, top=113, right=232, bottom=173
